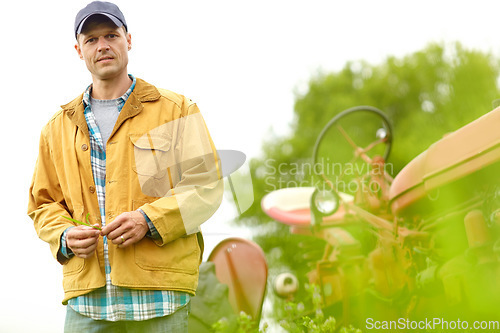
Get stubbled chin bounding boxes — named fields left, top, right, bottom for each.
left=91, top=67, right=127, bottom=81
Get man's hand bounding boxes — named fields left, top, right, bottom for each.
left=67, top=226, right=100, bottom=259
left=101, top=211, right=149, bottom=248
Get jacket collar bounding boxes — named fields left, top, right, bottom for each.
left=61, top=78, right=161, bottom=137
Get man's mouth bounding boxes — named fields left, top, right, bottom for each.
left=97, top=56, right=114, bottom=63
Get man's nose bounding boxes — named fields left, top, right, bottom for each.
left=97, top=37, right=110, bottom=51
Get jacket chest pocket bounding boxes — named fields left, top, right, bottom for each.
left=130, top=133, right=172, bottom=177
left=130, top=133, right=174, bottom=197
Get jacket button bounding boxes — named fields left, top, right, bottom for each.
left=89, top=186, right=95, bottom=193
left=81, top=144, right=89, bottom=151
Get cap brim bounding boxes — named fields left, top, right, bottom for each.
left=76, top=13, right=123, bottom=35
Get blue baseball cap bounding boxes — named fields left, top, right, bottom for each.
left=75, top=1, right=127, bottom=38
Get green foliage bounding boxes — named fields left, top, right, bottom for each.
left=211, top=284, right=362, bottom=333
left=278, top=284, right=362, bottom=332
left=278, top=284, right=337, bottom=333
left=211, top=311, right=267, bottom=333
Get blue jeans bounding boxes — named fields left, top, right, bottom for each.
left=64, top=304, right=189, bottom=333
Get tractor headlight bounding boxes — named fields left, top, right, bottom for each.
left=311, top=188, right=340, bottom=226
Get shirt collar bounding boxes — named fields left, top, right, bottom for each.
left=83, top=74, right=136, bottom=107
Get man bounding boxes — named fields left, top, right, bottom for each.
left=28, top=1, right=223, bottom=332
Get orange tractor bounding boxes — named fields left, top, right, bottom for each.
left=262, top=106, right=500, bottom=329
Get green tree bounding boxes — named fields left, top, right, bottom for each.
left=235, top=42, right=500, bottom=322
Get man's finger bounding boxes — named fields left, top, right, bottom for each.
left=106, top=223, right=134, bottom=240
left=111, top=232, right=128, bottom=245
left=68, top=226, right=100, bottom=239
left=70, top=236, right=98, bottom=249
left=117, top=232, right=136, bottom=248
left=100, top=219, right=122, bottom=236
left=73, top=242, right=97, bottom=254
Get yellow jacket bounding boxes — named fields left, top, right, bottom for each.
left=28, top=78, right=223, bottom=304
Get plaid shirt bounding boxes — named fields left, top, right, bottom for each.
left=61, top=75, right=189, bottom=321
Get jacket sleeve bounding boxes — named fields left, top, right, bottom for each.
left=138, top=103, right=224, bottom=246
left=28, top=130, right=73, bottom=263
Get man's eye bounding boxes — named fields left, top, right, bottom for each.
left=86, top=38, right=96, bottom=44
left=108, top=34, right=117, bottom=39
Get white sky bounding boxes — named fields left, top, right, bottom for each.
left=2, top=0, right=500, bottom=332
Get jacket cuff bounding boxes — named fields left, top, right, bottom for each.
left=139, top=198, right=186, bottom=246
left=136, top=208, right=160, bottom=240
left=59, top=227, right=75, bottom=260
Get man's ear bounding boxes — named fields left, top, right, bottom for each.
left=75, top=43, right=84, bottom=60
left=127, top=33, right=132, bottom=51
